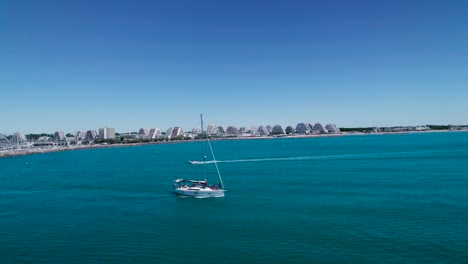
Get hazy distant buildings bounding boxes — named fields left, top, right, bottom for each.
left=0, top=119, right=347, bottom=149
left=415, top=126, right=429, bottom=131
left=325, top=124, right=340, bottom=134
left=99, top=128, right=115, bottom=140
left=120, top=132, right=138, bottom=140
left=139, top=128, right=149, bottom=138
left=313, top=123, right=328, bottom=134
left=38, top=136, right=51, bottom=142
left=34, top=136, right=56, bottom=147
left=52, top=131, right=69, bottom=145
left=238, top=127, right=252, bottom=137
left=271, top=125, right=285, bottom=135
left=74, top=131, right=86, bottom=141
left=165, top=128, right=172, bottom=139
left=295, top=123, right=310, bottom=134
left=0, top=134, right=9, bottom=144
left=53, top=131, right=66, bottom=142
left=167, top=127, right=183, bottom=140
left=192, top=128, right=201, bottom=134
left=172, top=127, right=184, bottom=139
left=207, top=124, right=219, bottom=135
left=12, top=132, right=27, bottom=144
left=285, top=126, right=294, bottom=134
left=257, top=126, right=269, bottom=136
left=85, top=130, right=98, bottom=141
left=226, top=126, right=239, bottom=136
left=148, top=128, right=161, bottom=140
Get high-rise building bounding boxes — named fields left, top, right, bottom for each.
left=0, top=133, right=9, bottom=144
left=206, top=124, right=219, bottom=135
left=165, top=128, right=173, bottom=139
left=11, top=132, right=27, bottom=144
left=295, top=123, right=310, bottom=134
left=257, top=126, right=269, bottom=136
left=313, top=123, right=327, bottom=134
left=172, top=127, right=183, bottom=137
left=226, top=126, right=239, bottom=136
left=85, top=130, right=98, bottom=141
left=139, top=128, right=149, bottom=138
left=149, top=128, right=161, bottom=140
left=285, top=126, right=294, bottom=134
left=52, top=131, right=69, bottom=145
left=325, top=124, right=340, bottom=134
left=99, top=128, right=115, bottom=140
left=53, top=131, right=66, bottom=142
left=271, top=125, right=285, bottom=135
left=74, top=131, right=86, bottom=141
left=165, top=127, right=184, bottom=140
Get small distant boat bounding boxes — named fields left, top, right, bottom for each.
left=189, top=160, right=214, bottom=165
left=174, top=114, right=226, bottom=198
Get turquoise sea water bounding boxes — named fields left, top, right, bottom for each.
left=1, top=132, right=467, bottom=263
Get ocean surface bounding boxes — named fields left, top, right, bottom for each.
left=1, top=132, right=467, bottom=263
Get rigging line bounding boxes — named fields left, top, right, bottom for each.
left=207, top=138, right=224, bottom=189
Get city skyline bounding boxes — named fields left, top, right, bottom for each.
left=1, top=1, right=467, bottom=134
left=1, top=116, right=466, bottom=135
left=2, top=121, right=340, bottom=136
left=1, top=122, right=460, bottom=137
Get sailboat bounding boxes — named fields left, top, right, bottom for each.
left=174, top=114, right=226, bottom=198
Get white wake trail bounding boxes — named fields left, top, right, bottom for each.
left=188, top=149, right=460, bottom=165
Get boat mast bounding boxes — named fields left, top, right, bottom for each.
left=201, top=114, right=207, bottom=184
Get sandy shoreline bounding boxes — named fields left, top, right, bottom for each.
left=1, top=130, right=466, bottom=159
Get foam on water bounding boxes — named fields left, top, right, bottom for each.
left=189, top=148, right=463, bottom=164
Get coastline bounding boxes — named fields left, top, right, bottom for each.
left=0, top=140, right=186, bottom=159
left=1, top=129, right=466, bottom=159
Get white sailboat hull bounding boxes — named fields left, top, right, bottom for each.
left=175, top=187, right=225, bottom=198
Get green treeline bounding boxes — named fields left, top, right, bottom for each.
left=427, top=125, right=450, bottom=130
left=339, top=127, right=374, bottom=133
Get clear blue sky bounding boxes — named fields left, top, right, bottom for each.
left=1, top=0, right=467, bottom=134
